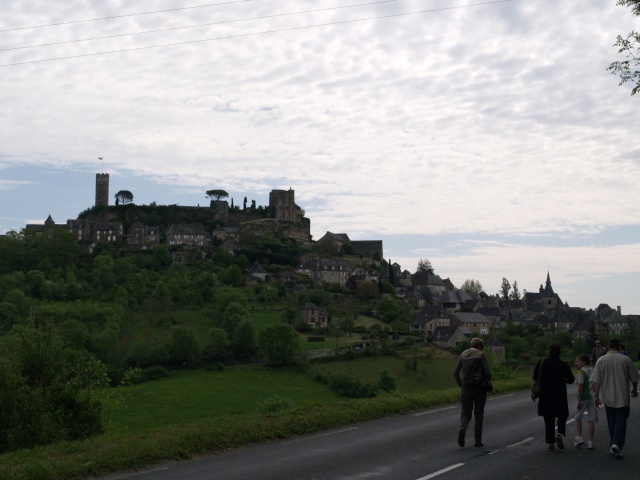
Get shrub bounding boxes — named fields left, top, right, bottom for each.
left=377, top=369, right=398, bottom=393
left=142, top=366, right=170, bottom=382
left=121, top=367, right=143, bottom=385
left=328, top=374, right=376, bottom=398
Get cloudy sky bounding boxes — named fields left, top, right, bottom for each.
left=1, top=0, right=639, bottom=313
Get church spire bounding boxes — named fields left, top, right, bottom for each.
left=543, top=271, right=555, bottom=295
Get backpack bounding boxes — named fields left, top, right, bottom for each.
left=465, top=358, right=485, bottom=387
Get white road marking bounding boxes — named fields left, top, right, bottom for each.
left=413, top=406, right=455, bottom=416
left=507, top=437, right=535, bottom=448
left=415, top=463, right=465, bottom=480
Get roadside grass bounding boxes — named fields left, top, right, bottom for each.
left=109, top=367, right=340, bottom=433
left=310, top=354, right=532, bottom=395
left=0, top=357, right=532, bottom=480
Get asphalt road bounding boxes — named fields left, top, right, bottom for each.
left=101, top=385, right=640, bottom=480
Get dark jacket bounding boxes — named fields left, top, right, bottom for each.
left=454, top=347, right=491, bottom=388
left=533, top=356, right=574, bottom=417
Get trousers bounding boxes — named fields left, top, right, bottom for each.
left=459, top=386, right=487, bottom=442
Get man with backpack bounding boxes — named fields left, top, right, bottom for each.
left=454, top=337, right=492, bottom=448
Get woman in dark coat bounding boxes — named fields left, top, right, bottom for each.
left=532, top=343, right=575, bottom=450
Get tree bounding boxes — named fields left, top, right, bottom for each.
left=609, top=0, right=640, bottom=95
left=416, top=258, right=434, bottom=274
left=202, top=328, right=229, bottom=361
left=206, top=189, right=229, bottom=203
left=114, top=190, right=134, bottom=205
left=258, top=323, right=299, bottom=366
left=509, top=280, right=521, bottom=300
left=461, top=279, right=483, bottom=295
left=166, top=326, right=201, bottom=368
left=500, top=277, right=511, bottom=300
left=232, top=319, right=257, bottom=358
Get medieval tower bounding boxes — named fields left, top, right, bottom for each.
left=95, top=173, right=109, bottom=207
left=269, top=188, right=301, bottom=222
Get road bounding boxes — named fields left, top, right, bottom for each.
left=102, top=385, right=640, bottom=480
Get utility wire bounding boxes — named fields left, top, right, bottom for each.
left=0, top=0, right=512, bottom=68
left=0, top=0, right=404, bottom=52
left=0, top=0, right=254, bottom=33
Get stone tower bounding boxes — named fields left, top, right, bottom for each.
left=95, top=173, right=109, bottom=207
left=269, top=188, right=301, bottom=222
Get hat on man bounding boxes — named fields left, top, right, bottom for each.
left=595, top=340, right=602, bottom=344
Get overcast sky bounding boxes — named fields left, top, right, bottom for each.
left=1, top=0, right=639, bottom=313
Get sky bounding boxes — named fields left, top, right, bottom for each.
left=1, top=0, right=639, bottom=313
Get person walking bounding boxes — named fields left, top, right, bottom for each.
left=592, top=340, right=607, bottom=364
left=454, top=337, right=491, bottom=448
left=573, top=354, right=597, bottom=449
left=590, top=338, right=639, bottom=459
left=533, top=344, right=574, bottom=451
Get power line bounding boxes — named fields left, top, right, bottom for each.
left=0, top=0, right=254, bottom=33
left=0, top=0, right=404, bottom=53
left=0, top=0, right=513, bottom=68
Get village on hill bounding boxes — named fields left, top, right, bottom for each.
left=21, top=172, right=637, bottom=348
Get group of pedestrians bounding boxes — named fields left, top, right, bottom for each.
left=453, top=337, right=639, bottom=458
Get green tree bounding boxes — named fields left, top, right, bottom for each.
left=461, top=279, right=483, bottom=295
left=166, top=326, right=201, bottom=368
left=500, top=277, right=511, bottom=300
left=609, top=0, right=640, bottom=95
left=0, top=324, right=110, bottom=453
left=220, top=264, right=243, bottom=287
left=377, top=369, right=398, bottom=393
left=202, top=328, right=230, bottom=361
left=232, top=319, right=257, bottom=358
left=114, top=190, right=134, bottom=205
left=356, top=280, right=380, bottom=300
left=258, top=323, right=299, bottom=366
left=221, top=301, right=249, bottom=336
left=509, top=280, right=521, bottom=300
left=416, top=258, right=434, bottom=274
left=206, top=189, right=229, bottom=202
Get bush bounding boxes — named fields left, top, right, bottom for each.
left=142, top=366, right=170, bottom=382
left=121, top=367, right=143, bottom=385
left=328, top=374, right=376, bottom=398
left=256, top=395, right=297, bottom=415
left=377, top=369, right=398, bottom=393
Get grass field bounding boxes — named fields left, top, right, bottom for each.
left=0, top=353, right=534, bottom=480
left=109, top=367, right=340, bottom=433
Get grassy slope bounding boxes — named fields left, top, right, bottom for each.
left=0, top=354, right=534, bottom=480
left=110, top=367, right=340, bottom=433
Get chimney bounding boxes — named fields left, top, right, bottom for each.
left=617, top=306, right=621, bottom=315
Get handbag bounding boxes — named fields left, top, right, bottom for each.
left=483, top=377, right=493, bottom=393
left=531, top=359, right=543, bottom=401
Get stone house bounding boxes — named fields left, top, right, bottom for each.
left=300, top=303, right=328, bottom=328
left=430, top=326, right=468, bottom=349
left=126, top=222, right=159, bottom=250
left=166, top=223, right=208, bottom=247
left=452, top=312, right=490, bottom=336
left=92, top=221, right=124, bottom=243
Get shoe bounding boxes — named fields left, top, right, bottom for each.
left=587, top=441, right=594, bottom=450
left=458, top=430, right=465, bottom=447
left=555, top=433, right=564, bottom=449
left=610, top=444, right=621, bottom=455
left=574, top=436, right=585, bottom=447
left=474, top=442, right=484, bottom=447
left=548, top=444, right=555, bottom=451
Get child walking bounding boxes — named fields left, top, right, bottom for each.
left=573, top=354, right=597, bottom=449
